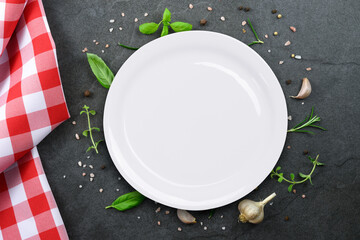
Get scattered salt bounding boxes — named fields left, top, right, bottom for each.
left=75, top=133, right=80, bottom=140
left=220, top=16, right=225, bottom=21
left=109, top=28, right=114, bottom=33
left=109, top=19, right=115, bottom=23
left=78, top=161, right=82, bottom=167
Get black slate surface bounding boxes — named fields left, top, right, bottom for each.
left=38, top=0, right=360, bottom=239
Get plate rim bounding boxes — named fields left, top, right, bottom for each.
left=104, top=30, right=288, bottom=210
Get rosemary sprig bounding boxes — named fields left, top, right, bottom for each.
left=208, top=209, right=215, bottom=219
left=247, top=18, right=264, bottom=46
left=271, top=155, right=324, bottom=192
left=80, top=105, right=103, bottom=153
left=118, top=43, right=139, bottom=50
left=288, top=107, right=326, bottom=134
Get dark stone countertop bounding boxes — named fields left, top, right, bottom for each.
left=38, top=0, right=360, bottom=239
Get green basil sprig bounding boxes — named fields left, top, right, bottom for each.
left=86, top=53, right=114, bottom=88
left=106, top=191, right=145, bottom=211
left=139, top=8, right=192, bottom=37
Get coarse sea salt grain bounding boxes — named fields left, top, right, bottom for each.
left=119, top=27, right=123, bottom=31
left=78, top=161, right=82, bottom=167
left=109, top=28, right=114, bottom=33
left=204, top=226, right=208, bottom=231
left=89, top=165, right=94, bottom=169
left=207, top=6, right=213, bottom=11
left=72, top=121, right=76, bottom=125
left=134, top=18, right=138, bottom=22
left=288, top=115, right=292, bottom=121
left=99, top=188, right=103, bottom=193
left=79, top=185, right=83, bottom=189
left=268, top=49, right=271, bottom=53
left=189, top=4, right=193, bottom=9
left=144, top=13, right=148, bottom=17
left=242, top=20, right=246, bottom=26
left=90, top=173, right=95, bottom=178
left=222, top=227, right=226, bottom=230
left=220, top=16, right=225, bottom=21
left=284, top=40, right=291, bottom=46
left=75, top=133, right=80, bottom=140
left=279, top=61, right=284, bottom=65
left=265, top=34, right=268, bottom=39
left=295, top=55, right=302, bottom=60
left=109, top=19, right=115, bottom=23
left=63, top=175, right=66, bottom=179
left=121, top=12, right=125, bottom=17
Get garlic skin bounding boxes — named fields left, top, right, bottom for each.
left=177, top=209, right=196, bottom=224
left=291, top=77, right=312, bottom=99
left=238, top=192, right=276, bottom=224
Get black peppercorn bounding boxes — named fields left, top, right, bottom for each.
left=238, top=6, right=243, bottom=10
left=284, top=216, right=289, bottom=221
left=84, top=90, right=91, bottom=97
left=286, top=80, right=292, bottom=85
left=200, top=19, right=207, bottom=26
left=303, top=150, right=309, bottom=155
left=101, top=165, right=106, bottom=169
left=244, top=7, right=250, bottom=12
left=272, top=9, right=277, bottom=14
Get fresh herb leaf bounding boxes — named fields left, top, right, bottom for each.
left=86, top=53, right=114, bottom=89
left=161, top=25, right=169, bottom=37
left=208, top=209, right=215, bottom=219
left=288, top=107, right=326, bottom=134
left=170, top=22, right=192, bottom=32
left=106, top=191, right=145, bottom=211
left=118, top=43, right=139, bottom=50
left=162, top=8, right=171, bottom=23
left=81, top=105, right=103, bottom=153
left=271, top=155, right=323, bottom=192
left=139, top=22, right=160, bottom=34
left=247, top=18, right=264, bottom=46
left=138, top=8, right=192, bottom=38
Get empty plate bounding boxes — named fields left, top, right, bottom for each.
left=104, top=31, right=287, bottom=210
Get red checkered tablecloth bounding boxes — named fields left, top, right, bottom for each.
left=0, top=0, right=69, bottom=239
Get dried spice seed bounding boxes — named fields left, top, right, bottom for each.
left=178, top=227, right=182, bottom=232
left=155, top=207, right=161, bottom=213
left=291, top=54, right=295, bottom=58
left=189, top=4, right=194, bottom=9
left=105, top=44, right=109, bottom=48
left=200, top=19, right=207, bottom=26
left=286, top=80, right=292, bottom=85
left=306, top=67, right=312, bottom=71
left=284, top=40, right=291, bottom=46
left=238, top=6, right=243, bottom=10
left=277, top=14, right=282, bottom=19
left=82, top=172, right=86, bottom=176
left=207, top=7, right=213, bottom=11
left=290, top=26, right=296, bottom=32
left=244, top=7, right=250, bottom=12
left=75, top=134, right=80, bottom=140
left=303, top=150, right=309, bottom=155
left=121, top=12, right=125, bottom=17
left=241, top=20, right=246, bottom=26
left=157, top=221, right=161, bottom=226
left=264, top=34, right=268, bottom=39
left=302, top=194, right=306, bottom=199
left=72, top=121, right=76, bottom=125
left=84, top=90, right=91, bottom=97
left=273, top=31, right=278, bottom=36
left=82, top=47, right=88, bottom=53
left=271, top=9, right=277, bottom=14
left=293, top=189, right=297, bottom=194
left=242, top=28, right=246, bottom=33
left=95, top=42, right=99, bottom=45
left=284, top=216, right=289, bottom=221
left=101, top=165, right=106, bottom=169
left=165, top=210, right=170, bottom=215
left=287, top=145, right=291, bottom=149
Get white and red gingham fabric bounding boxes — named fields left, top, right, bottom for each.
left=0, top=0, right=69, bottom=239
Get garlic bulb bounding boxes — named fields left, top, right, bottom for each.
left=238, top=192, right=276, bottom=224
left=177, top=209, right=196, bottom=224
left=291, top=77, right=311, bottom=99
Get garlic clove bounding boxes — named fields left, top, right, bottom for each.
left=291, top=77, right=312, bottom=99
left=238, top=192, right=276, bottom=224
left=177, top=209, right=196, bottom=224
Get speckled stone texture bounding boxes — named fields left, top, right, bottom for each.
left=39, top=0, right=360, bottom=239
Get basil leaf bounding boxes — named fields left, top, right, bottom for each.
left=82, top=130, right=89, bottom=137
left=86, top=53, right=114, bottom=89
left=290, top=173, right=295, bottom=181
left=92, top=127, right=100, bottom=132
left=139, top=22, right=159, bottom=34
left=288, top=184, right=294, bottom=192
left=299, top=172, right=307, bottom=178
left=170, top=22, right=192, bottom=32
left=161, top=25, right=169, bottom=37
left=106, top=191, right=145, bottom=211
left=89, top=110, right=96, bottom=115
left=162, top=8, right=171, bottom=23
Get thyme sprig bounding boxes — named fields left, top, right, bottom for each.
left=80, top=105, right=103, bottom=153
left=288, top=107, right=326, bottom=134
left=271, top=155, right=324, bottom=192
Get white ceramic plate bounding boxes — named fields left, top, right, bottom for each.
left=104, top=31, right=287, bottom=210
